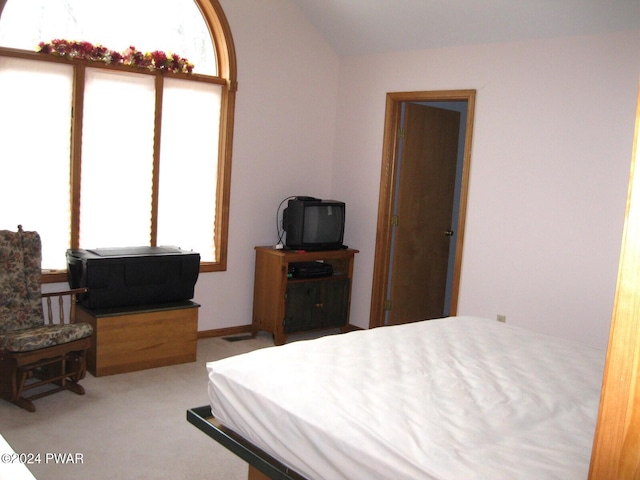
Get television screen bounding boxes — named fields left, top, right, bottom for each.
left=302, top=204, right=344, bottom=244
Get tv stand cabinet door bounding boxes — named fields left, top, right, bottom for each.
left=318, top=278, right=350, bottom=328
left=284, top=282, right=319, bottom=334
left=284, top=279, right=349, bottom=334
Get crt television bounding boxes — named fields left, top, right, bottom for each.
left=283, top=197, right=345, bottom=251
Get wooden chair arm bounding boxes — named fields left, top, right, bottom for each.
left=42, top=288, right=88, bottom=325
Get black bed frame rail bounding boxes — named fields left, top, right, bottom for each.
left=186, top=405, right=307, bottom=480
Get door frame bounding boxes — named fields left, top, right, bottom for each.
left=369, top=90, right=476, bottom=328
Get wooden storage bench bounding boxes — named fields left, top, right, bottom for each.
left=76, top=301, right=199, bottom=376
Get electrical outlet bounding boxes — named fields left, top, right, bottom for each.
left=497, top=314, right=506, bottom=323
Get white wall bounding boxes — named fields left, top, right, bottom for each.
left=333, top=30, right=640, bottom=349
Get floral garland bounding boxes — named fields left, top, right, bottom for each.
left=36, top=39, right=194, bottom=74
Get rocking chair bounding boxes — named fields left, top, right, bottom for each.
left=0, top=226, right=93, bottom=412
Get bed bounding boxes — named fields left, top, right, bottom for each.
left=187, top=316, right=605, bottom=479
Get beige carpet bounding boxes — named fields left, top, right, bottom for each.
left=0, top=332, right=280, bottom=480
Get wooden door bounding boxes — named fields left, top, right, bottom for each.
left=387, top=103, right=460, bottom=325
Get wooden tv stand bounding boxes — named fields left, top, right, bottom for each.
left=252, top=246, right=358, bottom=345
left=76, top=301, right=199, bottom=376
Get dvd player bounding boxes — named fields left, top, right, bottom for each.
left=288, top=261, right=333, bottom=279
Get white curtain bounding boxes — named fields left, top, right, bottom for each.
left=157, top=78, right=221, bottom=261
left=0, top=57, right=73, bottom=270
left=79, top=68, right=156, bottom=250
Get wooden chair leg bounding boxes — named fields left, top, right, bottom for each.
left=14, top=369, right=29, bottom=404
left=66, top=382, right=85, bottom=396
left=13, top=397, right=36, bottom=413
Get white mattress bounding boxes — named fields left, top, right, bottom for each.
left=207, top=316, right=605, bottom=480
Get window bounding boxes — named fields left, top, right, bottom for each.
left=0, top=0, right=237, bottom=281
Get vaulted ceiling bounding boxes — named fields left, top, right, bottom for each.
left=289, top=0, right=640, bottom=56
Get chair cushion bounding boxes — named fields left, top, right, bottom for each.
left=0, top=228, right=44, bottom=334
left=0, top=323, right=93, bottom=353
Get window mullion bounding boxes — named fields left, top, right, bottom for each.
left=70, top=64, right=85, bottom=250
left=150, top=74, right=164, bottom=247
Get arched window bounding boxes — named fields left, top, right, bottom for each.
left=0, top=0, right=237, bottom=281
